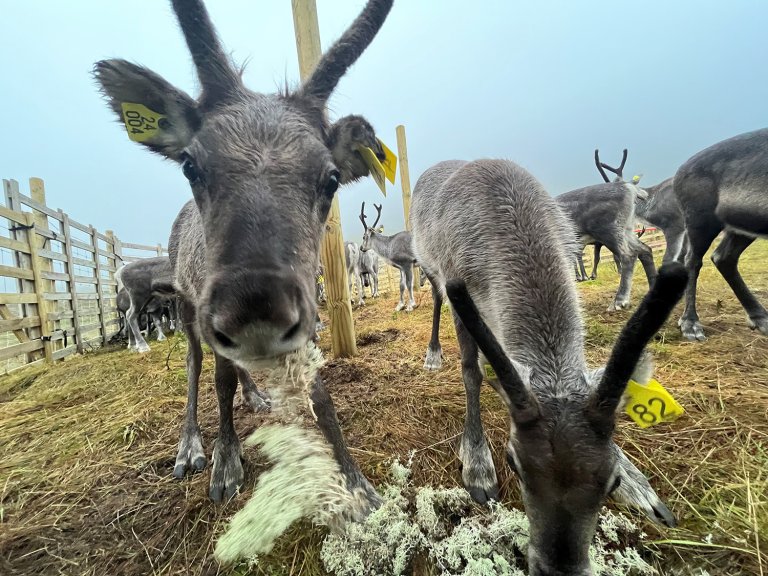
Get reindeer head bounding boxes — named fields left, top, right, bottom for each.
left=94, top=0, right=392, bottom=360
left=359, top=201, right=382, bottom=251
left=447, top=263, right=687, bottom=575
left=596, top=148, right=647, bottom=203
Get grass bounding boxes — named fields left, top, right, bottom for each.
left=0, top=241, right=766, bottom=575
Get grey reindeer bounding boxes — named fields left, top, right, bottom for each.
left=359, top=202, right=417, bottom=311
left=116, top=287, right=174, bottom=344
left=114, top=257, right=175, bottom=352
left=558, top=150, right=657, bottom=310
left=94, top=0, right=393, bottom=504
left=345, top=241, right=365, bottom=307
left=412, top=159, right=683, bottom=576
left=675, top=128, right=768, bottom=341
left=588, top=177, right=687, bottom=280
left=359, top=248, right=380, bottom=298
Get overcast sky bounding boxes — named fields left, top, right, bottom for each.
left=1, top=1, right=766, bottom=248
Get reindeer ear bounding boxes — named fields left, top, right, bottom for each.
left=94, top=59, right=201, bottom=162
left=328, top=115, right=381, bottom=184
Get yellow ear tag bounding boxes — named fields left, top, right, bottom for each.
left=484, top=364, right=497, bottom=380
left=316, top=275, right=324, bottom=285
left=378, top=138, right=398, bottom=184
left=625, top=379, right=684, bottom=428
left=120, top=102, right=166, bottom=143
left=358, top=146, right=387, bottom=197
left=632, top=174, right=642, bottom=184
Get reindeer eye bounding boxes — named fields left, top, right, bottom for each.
left=181, top=155, right=199, bottom=183
left=324, top=171, right=340, bottom=196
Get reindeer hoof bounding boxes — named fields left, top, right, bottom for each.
left=678, top=318, right=707, bottom=341
left=173, top=426, right=206, bottom=478
left=137, top=343, right=151, bottom=353
left=747, top=315, right=768, bottom=335
left=343, top=472, right=382, bottom=522
left=208, top=439, right=244, bottom=503
left=395, top=303, right=405, bottom=312
left=240, top=389, right=271, bottom=413
left=424, top=346, right=443, bottom=371
left=459, top=438, right=499, bottom=505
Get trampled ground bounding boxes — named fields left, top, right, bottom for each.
left=1, top=242, right=766, bottom=575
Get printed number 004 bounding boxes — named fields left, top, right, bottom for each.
left=124, top=110, right=156, bottom=129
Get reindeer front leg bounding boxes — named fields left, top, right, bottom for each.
left=209, top=354, right=243, bottom=502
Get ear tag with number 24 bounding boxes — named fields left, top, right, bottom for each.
left=120, top=102, right=166, bottom=143
left=625, top=379, right=684, bottom=428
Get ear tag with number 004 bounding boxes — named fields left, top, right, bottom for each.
left=120, top=102, right=166, bottom=143
left=625, top=379, right=684, bottom=428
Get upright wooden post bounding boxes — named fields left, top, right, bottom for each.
left=292, top=0, right=357, bottom=357
left=396, top=125, right=420, bottom=287
left=104, top=230, right=119, bottom=340
left=89, top=225, right=109, bottom=346
left=61, top=211, right=83, bottom=352
left=25, top=212, right=52, bottom=363
left=29, top=178, right=58, bottom=355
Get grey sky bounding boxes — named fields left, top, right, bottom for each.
left=1, top=1, right=766, bottom=247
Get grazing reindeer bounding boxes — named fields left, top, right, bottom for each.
left=115, top=257, right=175, bottom=352
left=359, top=248, right=380, bottom=298
left=95, top=0, right=392, bottom=503
left=589, top=178, right=687, bottom=279
left=411, top=159, right=682, bottom=575
left=345, top=241, right=365, bottom=307
left=674, top=128, right=768, bottom=340
left=359, top=202, right=417, bottom=311
left=558, top=150, right=657, bottom=310
left=116, top=287, right=175, bottom=344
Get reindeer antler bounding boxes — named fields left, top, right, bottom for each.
left=359, top=202, right=368, bottom=230
left=372, top=203, right=382, bottom=229
left=595, top=150, right=611, bottom=183
left=597, top=149, right=629, bottom=181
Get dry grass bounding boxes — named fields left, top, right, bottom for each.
left=1, top=242, right=766, bottom=576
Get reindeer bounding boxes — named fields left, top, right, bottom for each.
left=345, top=241, right=365, bottom=307
left=589, top=177, right=687, bottom=280
left=114, top=257, right=176, bottom=352
left=116, top=287, right=174, bottom=344
left=95, top=0, right=392, bottom=503
left=674, top=128, right=768, bottom=341
left=557, top=150, right=657, bottom=310
left=359, top=248, right=380, bottom=298
left=359, top=202, right=417, bottom=311
left=411, top=159, right=683, bottom=575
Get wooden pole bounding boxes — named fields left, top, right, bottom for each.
left=28, top=179, right=55, bottom=361
left=396, top=125, right=420, bottom=287
left=292, top=0, right=357, bottom=357
left=25, top=212, right=52, bottom=363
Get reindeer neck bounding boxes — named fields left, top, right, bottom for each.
left=370, top=232, right=396, bottom=260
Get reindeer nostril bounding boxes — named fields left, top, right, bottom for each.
left=282, top=321, right=302, bottom=343
left=213, top=330, right=236, bottom=348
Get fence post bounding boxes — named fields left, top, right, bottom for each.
left=396, top=125, right=420, bottom=288
left=60, top=211, right=83, bottom=352
left=104, top=230, right=119, bottom=341
left=89, top=225, right=108, bottom=345
left=3, top=179, right=40, bottom=362
left=25, top=212, right=53, bottom=363
left=29, top=178, right=58, bottom=354
left=292, top=0, right=357, bottom=358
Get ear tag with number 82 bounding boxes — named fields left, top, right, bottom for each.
left=625, top=379, right=684, bottom=428
left=120, top=102, right=166, bottom=143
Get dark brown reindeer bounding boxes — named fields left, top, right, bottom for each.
left=412, top=159, right=682, bottom=575
left=95, top=0, right=393, bottom=504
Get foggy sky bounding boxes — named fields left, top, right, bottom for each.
left=1, top=1, right=766, bottom=247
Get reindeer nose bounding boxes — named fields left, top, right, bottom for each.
left=205, top=269, right=310, bottom=358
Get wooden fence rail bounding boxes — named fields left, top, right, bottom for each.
left=0, top=177, right=168, bottom=374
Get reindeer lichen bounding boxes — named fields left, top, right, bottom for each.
left=321, top=460, right=657, bottom=576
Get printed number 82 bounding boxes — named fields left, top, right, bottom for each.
left=631, top=397, right=667, bottom=424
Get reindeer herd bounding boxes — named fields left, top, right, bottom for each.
left=100, top=1, right=766, bottom=574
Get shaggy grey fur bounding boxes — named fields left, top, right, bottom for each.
left=95, top=0, right=392, bottom=504
left=411, top=158, right=677, bottom=575
left=358, top=248, right=380, bottom=298
left=674, top=127, right=768, bottom=340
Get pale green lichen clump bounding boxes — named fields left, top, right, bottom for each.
left=321, top=460, right=657, bottom=576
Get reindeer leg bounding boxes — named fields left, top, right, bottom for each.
left=454, top=310, right=498, bottom=504
left=235, top=366, right=271, bottom=413
left=127, top=300, right=151, bottom=353
left=662, top=228, right=686, bottom=264
left=424, top=276, right=444, bottom=370
left=679, top=223, right=720, bottom=340
left=589, top=244, right=601, bottom=280
left=356, top=271, right=365, bottom=307
left=606, top=235, right=635, bottom=311
left=310, top=374, right=381, bottom=519
left=711, top=230, right=768, bottom=335
left=372, top=270, right=379, bottom=297
left=405, top=266, right=416, bottom=311
left=151, top=310, right=166, bottom=341
left=395, top=267, right=407, bottom=311
left=173, top=300, right=206, bottom=478
left=209, top=353, right=243, bottom=502
left=631, top=236, right=657, bottom=288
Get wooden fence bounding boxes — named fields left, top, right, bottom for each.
left=0, top=178, right=168, bottom=374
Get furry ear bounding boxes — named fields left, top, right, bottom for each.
left=94, top=59, right=201, bottom=161
left=328, top=115, right=382, bottom=184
